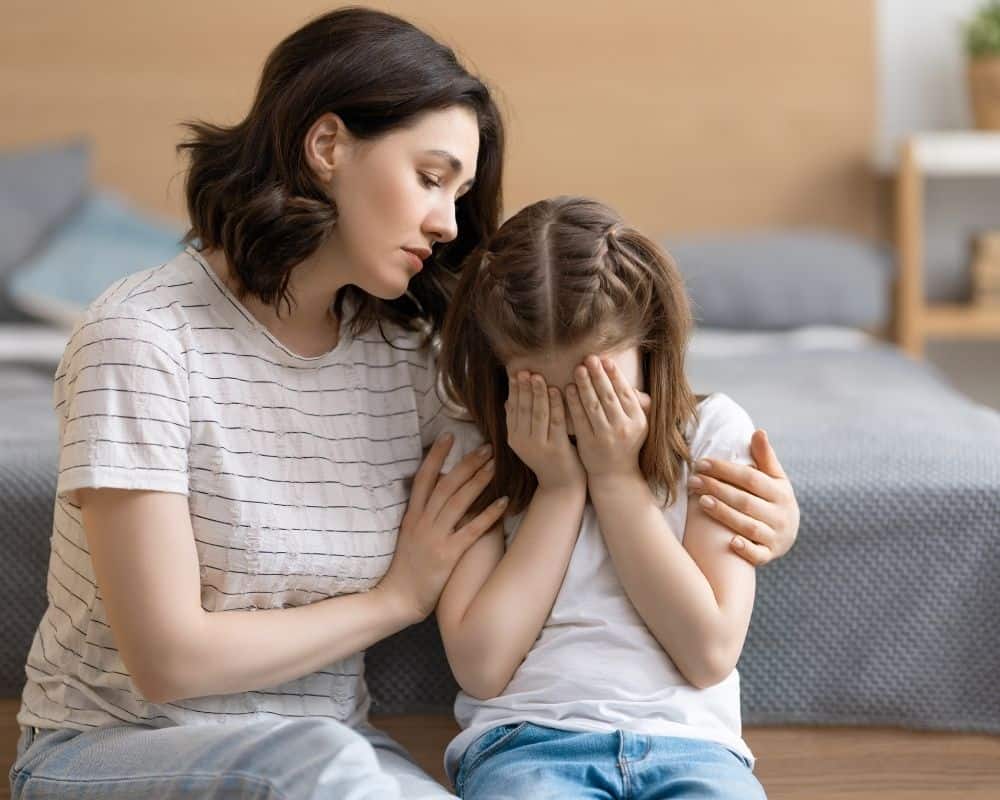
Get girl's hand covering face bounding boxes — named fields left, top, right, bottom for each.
left=564, top=355, right=648, bottom=482
left=687, top=430, right=800, bottom=567
left=505, top=371, right=586, bottom=492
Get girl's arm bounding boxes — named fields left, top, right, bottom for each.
left=588, top=474, right=755, bottom=689
left=436, top=484, right=585, bottom=700
left=79, top=435, right=505, bottom=704
left=436, top=372, right=587, bottom=700
left=565, top=355, right=754, bottom=689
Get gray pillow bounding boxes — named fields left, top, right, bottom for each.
left=663, top=230, right=893, bottom=330
left=0, top=140, right=91, bottom=321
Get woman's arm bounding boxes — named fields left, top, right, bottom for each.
left=689, top=429, right=800, bottom=565
left=79, top=435, right=505, bottom=704
left=588, top=474, right=754, bottom=689
left=437, top=372, right=587, bottom=700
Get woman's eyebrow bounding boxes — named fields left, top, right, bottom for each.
left=422, top=149, right=476, bottom=189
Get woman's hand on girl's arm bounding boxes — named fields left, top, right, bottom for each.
left=437, top=374, right=586, bottom=700
left=78, top=434, right=505, bottom=705
left=378, top=433, right=509, bottom=621
left=686, top=430, right=799, bottom=566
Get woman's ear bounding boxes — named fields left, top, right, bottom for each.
left=304, top=112, right=348, bottom=184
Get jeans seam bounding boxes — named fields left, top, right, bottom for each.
left=617, top=731, right=631, bottom=797
left=13, top=769, right=289, bottom=798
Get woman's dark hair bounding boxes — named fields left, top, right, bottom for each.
left=439, top=196, right=697, bottom=517
left=177, top=6, right=504, bottom=338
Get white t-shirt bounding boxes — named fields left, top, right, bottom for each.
left=18, top=247, right=477, bottom=733
left=445, top=393, right=757, bottom=778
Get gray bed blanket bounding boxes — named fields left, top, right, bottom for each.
left=684, top=343, right=1000, bottom=733
left=0, top=366, right=58, bottom=696
left=3, top=346, right=999, bottom=736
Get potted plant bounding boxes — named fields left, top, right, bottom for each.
left=967, top=1, right=1000, bottom=129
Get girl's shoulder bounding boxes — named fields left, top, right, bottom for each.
left=686, top=393, right=755, bottom=466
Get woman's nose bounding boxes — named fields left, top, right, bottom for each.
left=425, top=201, right=458, bottom=244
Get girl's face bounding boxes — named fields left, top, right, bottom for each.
left=326, top=106, right=480, bottom=299
left=505, top=342, right=643, bottom=436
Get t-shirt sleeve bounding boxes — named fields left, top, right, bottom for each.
left=410, top=348, right=485, bottom=473
left=54, top=306, right=191, bottom=498
left=688, top=393, right=756, bottom=468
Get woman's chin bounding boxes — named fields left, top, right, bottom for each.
left=361, top=274, right=412, bottom=301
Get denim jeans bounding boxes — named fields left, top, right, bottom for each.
left=454, top=723, right=766, bottom=800
left=10, top=719, right=456, bottom=799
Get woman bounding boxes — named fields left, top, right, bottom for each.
left=10, top=8, right=798, bottom=799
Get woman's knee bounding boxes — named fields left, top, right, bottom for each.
left=251, top=718, right=401, bottom=799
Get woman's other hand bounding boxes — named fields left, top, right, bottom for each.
left=687, top=430, right=799, bottom=566
left=379, top=434, right=509, bottom=621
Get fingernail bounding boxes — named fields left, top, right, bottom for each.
left=496, top=496, right=509, bottom=507
left=477, top=444, right=492, bottom=456
left=440, top=433, right=454, bottom=445
left=699, top=495, right=716, bottom=509
left=483, top=458, right=495, bottom=472
left=696, top=459, right=711, bottom=472
left=688, top=476, right=704, bottom=490
left=732, top=537, right=744, bottom=549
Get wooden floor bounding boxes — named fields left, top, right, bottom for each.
left=3, top=700, right=999, bottom=798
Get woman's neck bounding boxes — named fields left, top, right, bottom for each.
left=202, top=248, right=344, bottom=358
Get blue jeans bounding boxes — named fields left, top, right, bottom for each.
left=454, top=723, right=766, bottom=800
left=10, top=720, right=456, bottom=799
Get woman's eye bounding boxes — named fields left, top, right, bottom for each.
left=419, top=173, right=442, bottom=189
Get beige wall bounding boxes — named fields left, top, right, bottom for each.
left=1, top=1, right=879, bottom=238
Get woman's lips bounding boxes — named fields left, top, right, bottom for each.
left=402, top=249, right=425, bottom=272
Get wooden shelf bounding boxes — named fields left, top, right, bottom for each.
left=923, top=304, right=1000, bottom=337
left=878, top=131, right=1000, bottom=175
left=894, top=134, right=1000, bottom=356
left=911, top=131, right=1000, bottom=176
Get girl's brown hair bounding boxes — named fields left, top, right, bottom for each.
left=439, top=196, right=697, bottom=516
left=178, top=6, right=504, bottom=340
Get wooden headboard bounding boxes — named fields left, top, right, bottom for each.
left=0, top=0, right=879, bottom=239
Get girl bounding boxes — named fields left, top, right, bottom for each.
left=437, top=196, right=772, bottom=799
left=11, top=9, right=795, bottom=800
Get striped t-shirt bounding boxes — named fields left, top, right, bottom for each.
left=17, top=247, right=478, bottom=733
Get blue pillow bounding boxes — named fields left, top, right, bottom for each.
left=663, top=230, right=893, bottom=330
left=0, top=139, right=91, bottom=321
left=8, top=191, right=184, bottom=327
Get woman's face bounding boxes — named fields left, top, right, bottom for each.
left=326, top=106, right=480, bottom=299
